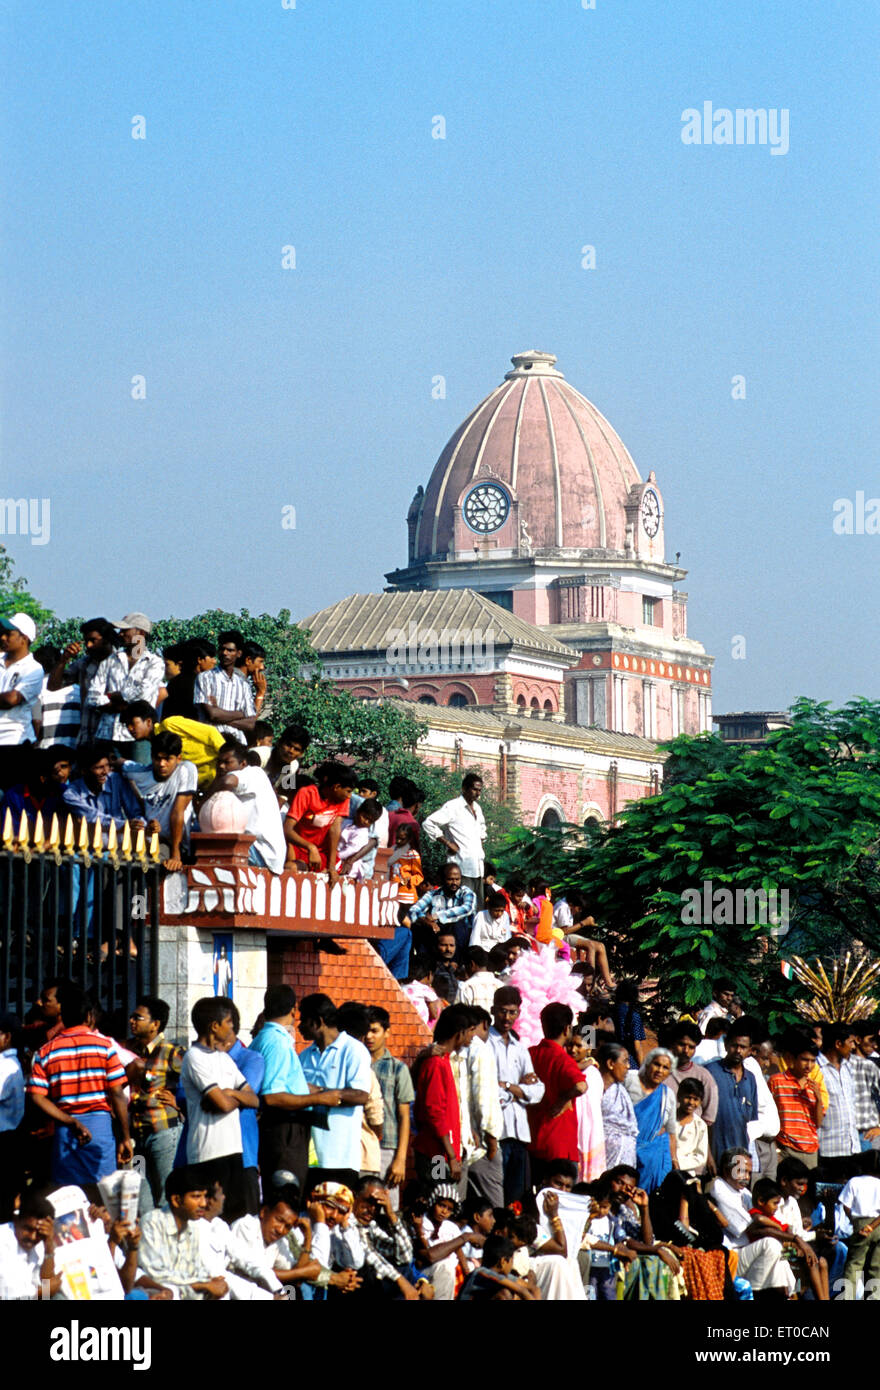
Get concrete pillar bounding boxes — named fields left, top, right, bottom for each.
left=157, top=923, right=267, bottom=1045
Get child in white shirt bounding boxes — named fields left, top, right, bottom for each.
left=469, top=891, right=512, bottom=951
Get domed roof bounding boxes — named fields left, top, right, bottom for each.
left=413, top=350, right=642, bottom=560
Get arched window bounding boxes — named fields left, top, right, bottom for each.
left=447, top=693, right=469, bottom=708
left=540, top=807, right=562, bottom=828
left=530, top=697, right=540, bottom=711
left=543, top=699, right=554, bottom=712
left=516, top=695, right=526, bottom=710
left=417, top=695, right=437, bottom=705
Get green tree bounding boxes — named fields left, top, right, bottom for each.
left=494, top=699, right=880, bottom=1024
left=0, top=545, right=56, bottom=629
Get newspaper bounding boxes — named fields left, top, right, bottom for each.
left=98, top=1168, right=142, bottom=1224
left=47, top=1185, right=125, bottom=1301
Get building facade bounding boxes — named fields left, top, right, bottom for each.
left=386, top=349, right=713, bottom=741
left=300, top=349, right=714, bottom=824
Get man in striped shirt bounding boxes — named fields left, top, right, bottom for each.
left=193, top=631, right=258, bottom=745
left=850, top=1023, right=880, bottom=1149
left=768, top=1029, right=825, bottom=1169
left=28, top=982, right=132, bottom=1185
left=817, top=1021, right=861, bottom=1181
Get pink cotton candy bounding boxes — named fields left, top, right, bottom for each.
left=508, top=945, right=585, bottom=1048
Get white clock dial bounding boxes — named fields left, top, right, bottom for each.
left=641, top=488, right=661, bottom=538
left=463, top=482, right=511, bottom=534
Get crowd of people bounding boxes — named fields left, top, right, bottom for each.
left=2, top=611, right=880, bottom=1302
left=1, top=964, right=878, bottom=1303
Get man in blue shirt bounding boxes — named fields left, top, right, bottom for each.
left=248, top=985, right=342, bottom=1194
left=228, top=1005, right=265, bottom=1218
left=409, top=863, right=477, bottom=960
left=62, top=744, right=144, bottom=840
left=299, top=993, right=372, bottom=1196
left=706, top=1021, right=758, bottom=1162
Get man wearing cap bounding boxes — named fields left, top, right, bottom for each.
left=86, top=613, right=166, bottom=764
left=0, top=613, right=43, bottom=747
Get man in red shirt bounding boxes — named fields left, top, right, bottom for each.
left=412, top=1005, right=473, bottom=1192
left=28, top=981, right=132, bottom=1185
left=283, top=761, right=357, bottom=880
left=528, top=1002, right=587, bottom=1191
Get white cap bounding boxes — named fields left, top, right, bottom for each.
left=1, top=612, right=37, bottom=643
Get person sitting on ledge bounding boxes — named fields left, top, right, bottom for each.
left=283, top=761, right=357, bottom=883
left=196, top=741, right=287, bottom=874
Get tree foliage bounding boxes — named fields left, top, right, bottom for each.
left=0, top=545, right=56, bottom=629
left=495, top=699, right=880, bottom=1024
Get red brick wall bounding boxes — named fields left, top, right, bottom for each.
left=267, top=937, right=433, bottom=1066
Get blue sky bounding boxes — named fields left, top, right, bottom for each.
left=2, top=0, right=877, bottom=713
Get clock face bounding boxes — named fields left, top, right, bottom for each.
left=462, top=482, right=511, bottom=534
left=641, top=487, right=661, bottom=538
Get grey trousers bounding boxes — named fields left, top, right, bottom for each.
left=378, top=1145, right=401, bottom=1212
left=755, top=1138, right=778, bottom=1179
left=466, top=1151, right=505, bottom=1209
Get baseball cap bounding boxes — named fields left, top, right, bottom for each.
left=110, top=612, right=153, bottom=634
left=0, top=612, right=37, bottom=643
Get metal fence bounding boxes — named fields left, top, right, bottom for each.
left=0, top=810, right=161, bottom=1025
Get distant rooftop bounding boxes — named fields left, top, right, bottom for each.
left=713, top=711, right=792, bottom=744
left=300, top=588, right=579, bottom=664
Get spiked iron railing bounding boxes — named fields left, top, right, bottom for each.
left=0, top=810, right=161, bottom=1022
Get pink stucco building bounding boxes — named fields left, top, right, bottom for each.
left=300, top=349, right=713, bottom=826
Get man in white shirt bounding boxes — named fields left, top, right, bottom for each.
left=219, top=1184, right=318, bottom=1299
left=0, top=1190, right=59, bottom=1300
left=197, top=741, right=287, bottom=872
left=422, top=773, right=487, bottom=907
left=138, top=1167, right=227, bottom=1300
left=708, top=1148, right=795, bottom=1295
left=838, top=1158, right=880, bottom=1299
left=697, top=979, right=735, bottom=1036
left=0, top=613, right=44, bottom=747
left=86, top=613, right=166, bottom=755
left=488, top=986, right=545, bottom=1206
left=693, top=1018, right=728, bottom=1065
left=179, top=997, right=259, bottom=1223
left=119, top=731, right=197, bottom=871
left=742, top=1037, right=780, bottom=1176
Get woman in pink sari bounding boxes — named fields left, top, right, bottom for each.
left=567, top=1032, right=606, bottom=1181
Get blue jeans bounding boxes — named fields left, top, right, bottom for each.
left=248, top=844, right=267, bottom=868
left=136, top=1125, right=182, bottom=1212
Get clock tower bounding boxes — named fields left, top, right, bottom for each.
left=625, top=472, right=665, bottom=562
left=386, top=350, right=713, bottom=740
